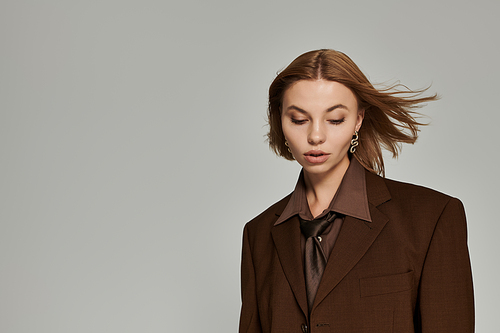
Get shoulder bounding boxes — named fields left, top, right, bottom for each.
left=385, top=177, right=451, bottom=199
left=386, top=176, right=460, bottom=204
left=244, top=194, right=291, bottom=233
left=368, top=171, right=465, bottom=220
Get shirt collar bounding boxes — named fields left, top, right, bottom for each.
left=274, top=158, right=372, bottom=225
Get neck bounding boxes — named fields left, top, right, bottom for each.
left=303, top=156, right=350, bottom=218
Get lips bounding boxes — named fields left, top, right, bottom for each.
left=304, top=150, right=330, bottom=164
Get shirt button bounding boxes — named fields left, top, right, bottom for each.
left=317, top=236, right=322, bottom=242
left=301, top=323, right=308, bottom=333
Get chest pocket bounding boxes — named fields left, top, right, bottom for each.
left=359, top=271, right=413, bottom=297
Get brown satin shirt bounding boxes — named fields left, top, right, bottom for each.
left=274, top=158, right=372, bottom=261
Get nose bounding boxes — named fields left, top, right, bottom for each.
left=308, top=121, right=326, bottom=146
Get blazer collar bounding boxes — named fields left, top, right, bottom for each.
left=271, top=216, right=309, bottom=317
left=313, top=170, right=391, bottom=311
left=271, top=168, right=392, bottom=316
left=365, top=168, right=391, bottom=207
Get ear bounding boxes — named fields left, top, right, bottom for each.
left=355, top=108, right=365, bottom=131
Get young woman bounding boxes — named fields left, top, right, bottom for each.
left=239, top=49, right=474, bottom=333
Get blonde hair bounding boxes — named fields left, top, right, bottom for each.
left=267, top=49, right=438, bottom=175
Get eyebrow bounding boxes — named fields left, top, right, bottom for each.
left=286, top=104, right=349, bottom=114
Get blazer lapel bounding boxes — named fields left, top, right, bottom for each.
left=313, top=170, right=392, bottom=310
left=271, top=215, right=308, bottom=317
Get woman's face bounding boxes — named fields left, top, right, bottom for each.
left=281, top=79, right=364, bottom=179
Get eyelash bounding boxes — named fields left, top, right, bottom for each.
left=291, top=118, right=345, bottom=125
left=329, top=118, right=345, bottom=125
left=291, top=118, right=307, bottom=124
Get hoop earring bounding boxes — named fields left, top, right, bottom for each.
left=285, top=140, right=292, bottom=153
left=350, top=131, right=359, bottom=154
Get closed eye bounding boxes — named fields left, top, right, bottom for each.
left=291, top=118, right=307, bottom=125
left=329, top=118, right=345, bottom=125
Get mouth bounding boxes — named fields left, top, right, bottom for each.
left=303, top=150, right=330, bottom=164
left=304, top=150, right=328, bottom=157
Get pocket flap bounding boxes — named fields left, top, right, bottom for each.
left=359, top=271, right=413, bottom=297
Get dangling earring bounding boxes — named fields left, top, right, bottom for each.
left=350, top=131, right=359, bottom=154
left=285, top=140, right=292, bottom=153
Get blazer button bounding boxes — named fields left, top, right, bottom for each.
left=301, top=324, right=308, bottom=333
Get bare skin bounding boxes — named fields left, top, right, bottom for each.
left=281, top=79, right=364, bottom=217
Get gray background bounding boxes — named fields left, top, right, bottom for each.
left=1, top=0, right=498, bottom=332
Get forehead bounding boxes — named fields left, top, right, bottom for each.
left=283, top=80, right=358, bottom=110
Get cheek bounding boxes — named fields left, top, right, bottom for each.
left=286, top=137, right=301, bottom=152
left=327, top=130, right=354, bottom=151
left=282, top=125, right=302, bottom=143
left=284, top=135, right=305, bottom=157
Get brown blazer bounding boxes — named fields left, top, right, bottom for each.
left=239, top=170, right=474, bottom=333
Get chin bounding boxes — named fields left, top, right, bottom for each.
left=300, top=157, right=348, bottom=177
left=302, top=164, right=336, bottom=175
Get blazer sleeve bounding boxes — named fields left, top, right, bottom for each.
left=239, top=224, right=262, bottom=333
left=417, top=197, right=475, bottom=332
